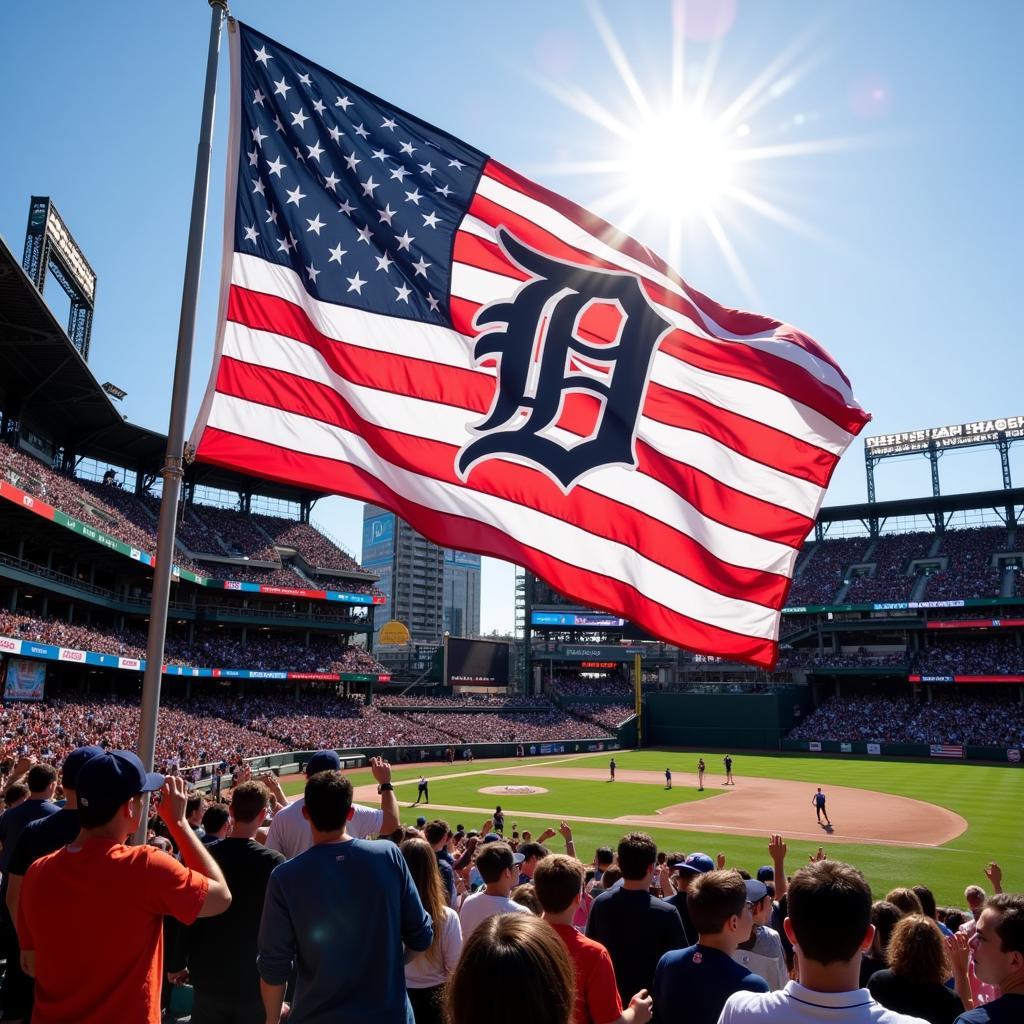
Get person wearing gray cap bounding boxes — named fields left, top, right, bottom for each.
left=264, top=751, right=399, bottom=860
left=652, top=870, right=769, bottom=1024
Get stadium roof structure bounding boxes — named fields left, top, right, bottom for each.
left=0, top=235, right=320, bottom=503
left=820, top=487, right=1024, bottom=530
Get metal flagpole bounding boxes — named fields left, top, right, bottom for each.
left=134, top=0, right=227, bottom=843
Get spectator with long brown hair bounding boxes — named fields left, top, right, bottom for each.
left=868, top=915, right=968, bottom=1024
left=446, top=912, right=575, bottom=1024
left=400, top=838, right=462, bottom=1024
left=862, top=901, right=906, bottom=986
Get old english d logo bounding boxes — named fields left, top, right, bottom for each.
left=457, top=230, right=671, bottom=491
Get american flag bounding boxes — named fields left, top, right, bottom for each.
left=930, top=744, right=965, bottom=759
left=192, top=22, right=870, bottom=668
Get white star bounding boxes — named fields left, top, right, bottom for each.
left=448, top=158, right=465, bottom=170
left=422, top=211, right=440, bottom=229
left=285, top=184, right=306, bottom=206
left=404, top=188, right=422, bottom=205
left=435, top=184, right=452, bottom=198
left=375, top=252, right=393, bottom=273
left=273, top=114, right=285, bottom=134
left=381, top=116, right=398, bottom=131
left=426, top=293, right=441, bottom=312
left=248, top=148, right=259, bottom=167
left=395, top=230, right=414, bottom=252
left=344, top=151, right=361, bottom=172
left=337, top=199, right=356, bottom=216
left=252, top=177, right=266, bottom=197
left=291, top=108, right=310, bottom=129
left=356, top=224, right=373, bottom=245
left=411, top=255, right=431, bottom=277
left=265, top=207, right=279, bottom=225
left=399, top=141, right=417, bottom=156
left=298, top=72, right=312, bottom=86
left=313, top=98, right=326, bottom=115
left=346, top=272, right=366, bottom=293
left=328, top=124, right=343, bottom=143
left=293, top=146, right=306, bottom=163
left=327, top=242, right=347, bottom=264
left=266, top=156, right=286, bottom=178
left=378, top=203, right=396, bottom=225
left=306, top=140, right=324, bottom=162
left=306, top=213, right=326, bottom=235
left=335, top=95, right=353, bottom=111
left=394, top=283, right=412, bottom=303
left=389, top=165, right=410, bottom=183
left=360, top=175, right=380, bottom=197
left=418, top=161, right=436, bottom=176
left=243, top=224, right=259, bottom=244
left=252, top=88, right=266, bottom=106
left=273, top=77, right=291, bottom=99
left=306, top=262, right=320, bottom=283
left=371, top=147, right=389, bottom=163
left=276, top=235, right=292, bottom=254
left=253, top=45, right=272, bottom=66
left=251, top=125, right=267, bottom=147
left=323, top=171, right=341, bottom=191
left=353, top=122, right=370, bottom=139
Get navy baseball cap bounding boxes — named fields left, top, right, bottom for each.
left=416, top=816, right=427, bottom=828
left=672, top=852, right=715, bottom=875
left=482, top=832, right=503, bottom=843
left=305, top=750, right=341, bottom=776
left=757, top=865, right=775, bottom=883
left=61, top=745, right=104, bottom=789
left=76, top=750, right=164, bottom=813
left=745, top=879, right=770, bottom=903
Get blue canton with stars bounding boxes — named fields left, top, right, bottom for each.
left=235, top=22, right=485, bottom=324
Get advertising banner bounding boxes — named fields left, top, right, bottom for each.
left=866, top=743, right=881, bottom=755
left=1007, top=749, right=1021, bottom=764
left=3, top=658, right=46, bottom=700
left=809, top=741, right=822, bottom=752
left=930, top=744, right=965, bottom=759
left=840, top=742, right=853, bottom=753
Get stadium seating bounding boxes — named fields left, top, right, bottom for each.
left=789, top=692, right=1024, bottom=746
left=788, top=535, right=869, bottom=605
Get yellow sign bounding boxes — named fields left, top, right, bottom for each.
left=378, top=620, right=411, bottom=645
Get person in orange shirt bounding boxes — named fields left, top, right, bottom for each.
left=535, top=853, right=653, bottom=1024
left=16, top=750, right=231, bottom=1024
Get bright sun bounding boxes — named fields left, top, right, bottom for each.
left=623, top=109, right=736, bottom=220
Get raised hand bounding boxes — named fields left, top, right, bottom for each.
left=369, top=756, right=392, bottom=785
left=984, top=862, right=1003, bottom=892
left=768, top=834, right=787, bottom=864
left=809, top=846, right=825, bottom=863
left=716, top=853, right=726, bottom=869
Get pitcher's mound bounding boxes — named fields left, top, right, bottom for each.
left=479, top=785, right=548, bottom=796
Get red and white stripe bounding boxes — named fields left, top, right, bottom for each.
left=195, top=159, right=869, bottom=667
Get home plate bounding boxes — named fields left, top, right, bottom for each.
left=479, top=785, right=548, bottom=796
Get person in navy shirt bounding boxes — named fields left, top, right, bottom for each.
left=652, top=870, right=769, bottom=1024
left=258, top=770, right=433, bottom=1024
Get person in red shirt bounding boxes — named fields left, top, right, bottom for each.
left=16, top=750, right=231, bottom=1024
left=535, top=853, right=654, bottom=1024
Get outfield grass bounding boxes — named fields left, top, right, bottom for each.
left=283, top=749, right=1023, bottom=904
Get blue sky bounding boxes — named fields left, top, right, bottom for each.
left=2, top=1, right=1021, bottom=632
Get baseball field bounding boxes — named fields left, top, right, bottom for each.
left=284, top=748, right=1023, bottom=905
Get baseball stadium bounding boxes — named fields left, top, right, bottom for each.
left=2, top=6, right=1023, bottom=1023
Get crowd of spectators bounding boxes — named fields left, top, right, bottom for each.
left=0, top=610, right=387, bottom=674
left=914, top=637, right=1024, bottom=677
left=789, top=692, right=1024, bottom=746
left=254, top=515, right=365, bottom=573
left=842, top=531, right=936, bottom=605
left=1, top=441, right=161, bottom=558
left=548, top=672, right=633, bottom=697
left=780, top=648, right=908, bottom=672
left=8, top=741, right=1019, bottom=1024
left=568, top=703, right=635, bottom=730
left=925, top=528, right=1013, bottom=601
left=375, top=694, right=549, bottom=709
left=788, top=535, right=869, bottom=605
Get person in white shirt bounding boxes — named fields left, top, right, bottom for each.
left=732, top=882, right=789, bottom=990
left=264, top=751, right=399, bottom=859
left=401, top=837, right=463, bottom=1024
left=459, top=841, right=530, bottom=941
left=719, top=860, right=929, bottom=1024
